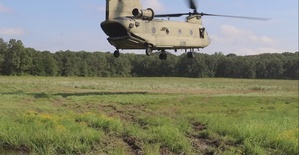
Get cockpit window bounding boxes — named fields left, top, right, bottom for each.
left=199, top=28, right=205, bottom=38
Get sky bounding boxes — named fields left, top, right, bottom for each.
left=0, top=0, right=298, bottom=55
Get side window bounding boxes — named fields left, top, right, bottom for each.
left=178, top=29, right=182, bottom=35
left=190, top=30, right=193, bottom=36
left=152, top=27, right=156, bottom=34
left=199, top=28, right=205, bottom=38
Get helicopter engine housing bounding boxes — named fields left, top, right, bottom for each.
left=132, top=8, right=154, bottom=21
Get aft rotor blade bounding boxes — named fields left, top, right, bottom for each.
left=155, top=13, right=188, bottom=17
left=201, top=13, right=271, bottom=21
left=189, top=0, right=197, bottom=10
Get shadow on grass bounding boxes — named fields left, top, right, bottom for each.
left=1, top=91, right=149, bottom=99
left=54, top=92, right=149, bottom=98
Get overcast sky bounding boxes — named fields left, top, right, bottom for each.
left=0, top=0, right=298, bottom=55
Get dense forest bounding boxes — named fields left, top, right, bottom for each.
left=0, top=38, right=298, bottom=79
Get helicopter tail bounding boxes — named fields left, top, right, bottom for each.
left=105, top=0, right=142, bottom=20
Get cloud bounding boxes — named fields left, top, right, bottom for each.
left=205, top=25, right=285, bottom=55
left=0, top=28, right=26, bottom=36
left=142, top=0, right=164, bottom=11
left=219, top=25, right=273, bottom=44
left=0, top=3, right=11, bottom=13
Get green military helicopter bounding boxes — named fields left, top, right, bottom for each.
left=101, top=0, right=269, bottom=60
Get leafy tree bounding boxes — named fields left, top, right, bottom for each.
left=282, top=52, right=298, bottom=79
left=42, top=51, right=58, bottom=76
left=202, top=54, right=218, bottom=77
left=215, top=56, right=233, bottom=77
left=105, top=53, right=132, bottom=77
left=131, top=54, right=157, bottom=77
left=3, top=39, right=25, bottom=75
left=0, top=38, right=8, bottom=75
left=0, top=38, right=297, bottom=79
left=55, top=51, right=80, bottom=76
left=157, top=53, right=177, bottom=77
left=85, top=52, right=101, bottom=77
left=176, top=53, right=207, bottom=78
left=30, top=48, right=46, bottom=76
left=19, top=48, right=33, bottom=75
left=241, top=57, right=256, bottom=79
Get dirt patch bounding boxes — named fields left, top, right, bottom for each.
left=1, top=144, right=30, bottom=155
left=123, top=136, right=143, bottom=155
left=103, top=104, right=156, bottom=125
left=190, top=122, right=222, bottom=154
left=193, top=122, right=207, bottom=131
left=98, top=104, right=118, bottom=112
left=190, top=122, right=239, bottom=154
left=160, top=146, right=175, bottom=155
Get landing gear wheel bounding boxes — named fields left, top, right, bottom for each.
left=145, top=47, right=153, bottom=56
left=159, top=53, right=167, bottom=60
left=187, top=52, right=194, bottom=59
left=114, top=50, right=120, bottom=58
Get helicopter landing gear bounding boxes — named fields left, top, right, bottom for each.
left=159, top=53, right=167, bottom=60
left=114, top=50, right=120, bottom=58
left=187, top=52, right=195, bottom=59
left=159, top=50, right=167, bottom=60
left=145, top=46, right=153, bottom=56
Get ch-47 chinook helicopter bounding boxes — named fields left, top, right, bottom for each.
left=101, top=0, right=269, bottom=60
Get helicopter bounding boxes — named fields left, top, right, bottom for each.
left=100, top=0, right=269, bottom=60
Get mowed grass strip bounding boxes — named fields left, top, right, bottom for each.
left=0, top=77, right=298, bottom=154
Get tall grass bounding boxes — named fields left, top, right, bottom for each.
left=0, top=77, right=297, bottom=154
left=190, top=105, right=298, bottom=154
left=0, top=111, right=103, bottom=154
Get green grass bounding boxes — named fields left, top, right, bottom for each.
left=0, top=77, right=298, bottom=154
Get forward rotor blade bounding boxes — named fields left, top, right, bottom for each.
left=155, top=11, right=270, bottom=21
left=200, top=13, right=271, bottom=21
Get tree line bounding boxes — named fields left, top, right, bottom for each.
left=0, top=38, right=298, bottom=79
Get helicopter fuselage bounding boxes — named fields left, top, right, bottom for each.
left=101, top=0, right=267, bottom=59
left=101, top=16, right=210, bottom=51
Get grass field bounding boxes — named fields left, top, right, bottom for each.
left=0, top=77, right=298, bottom=155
